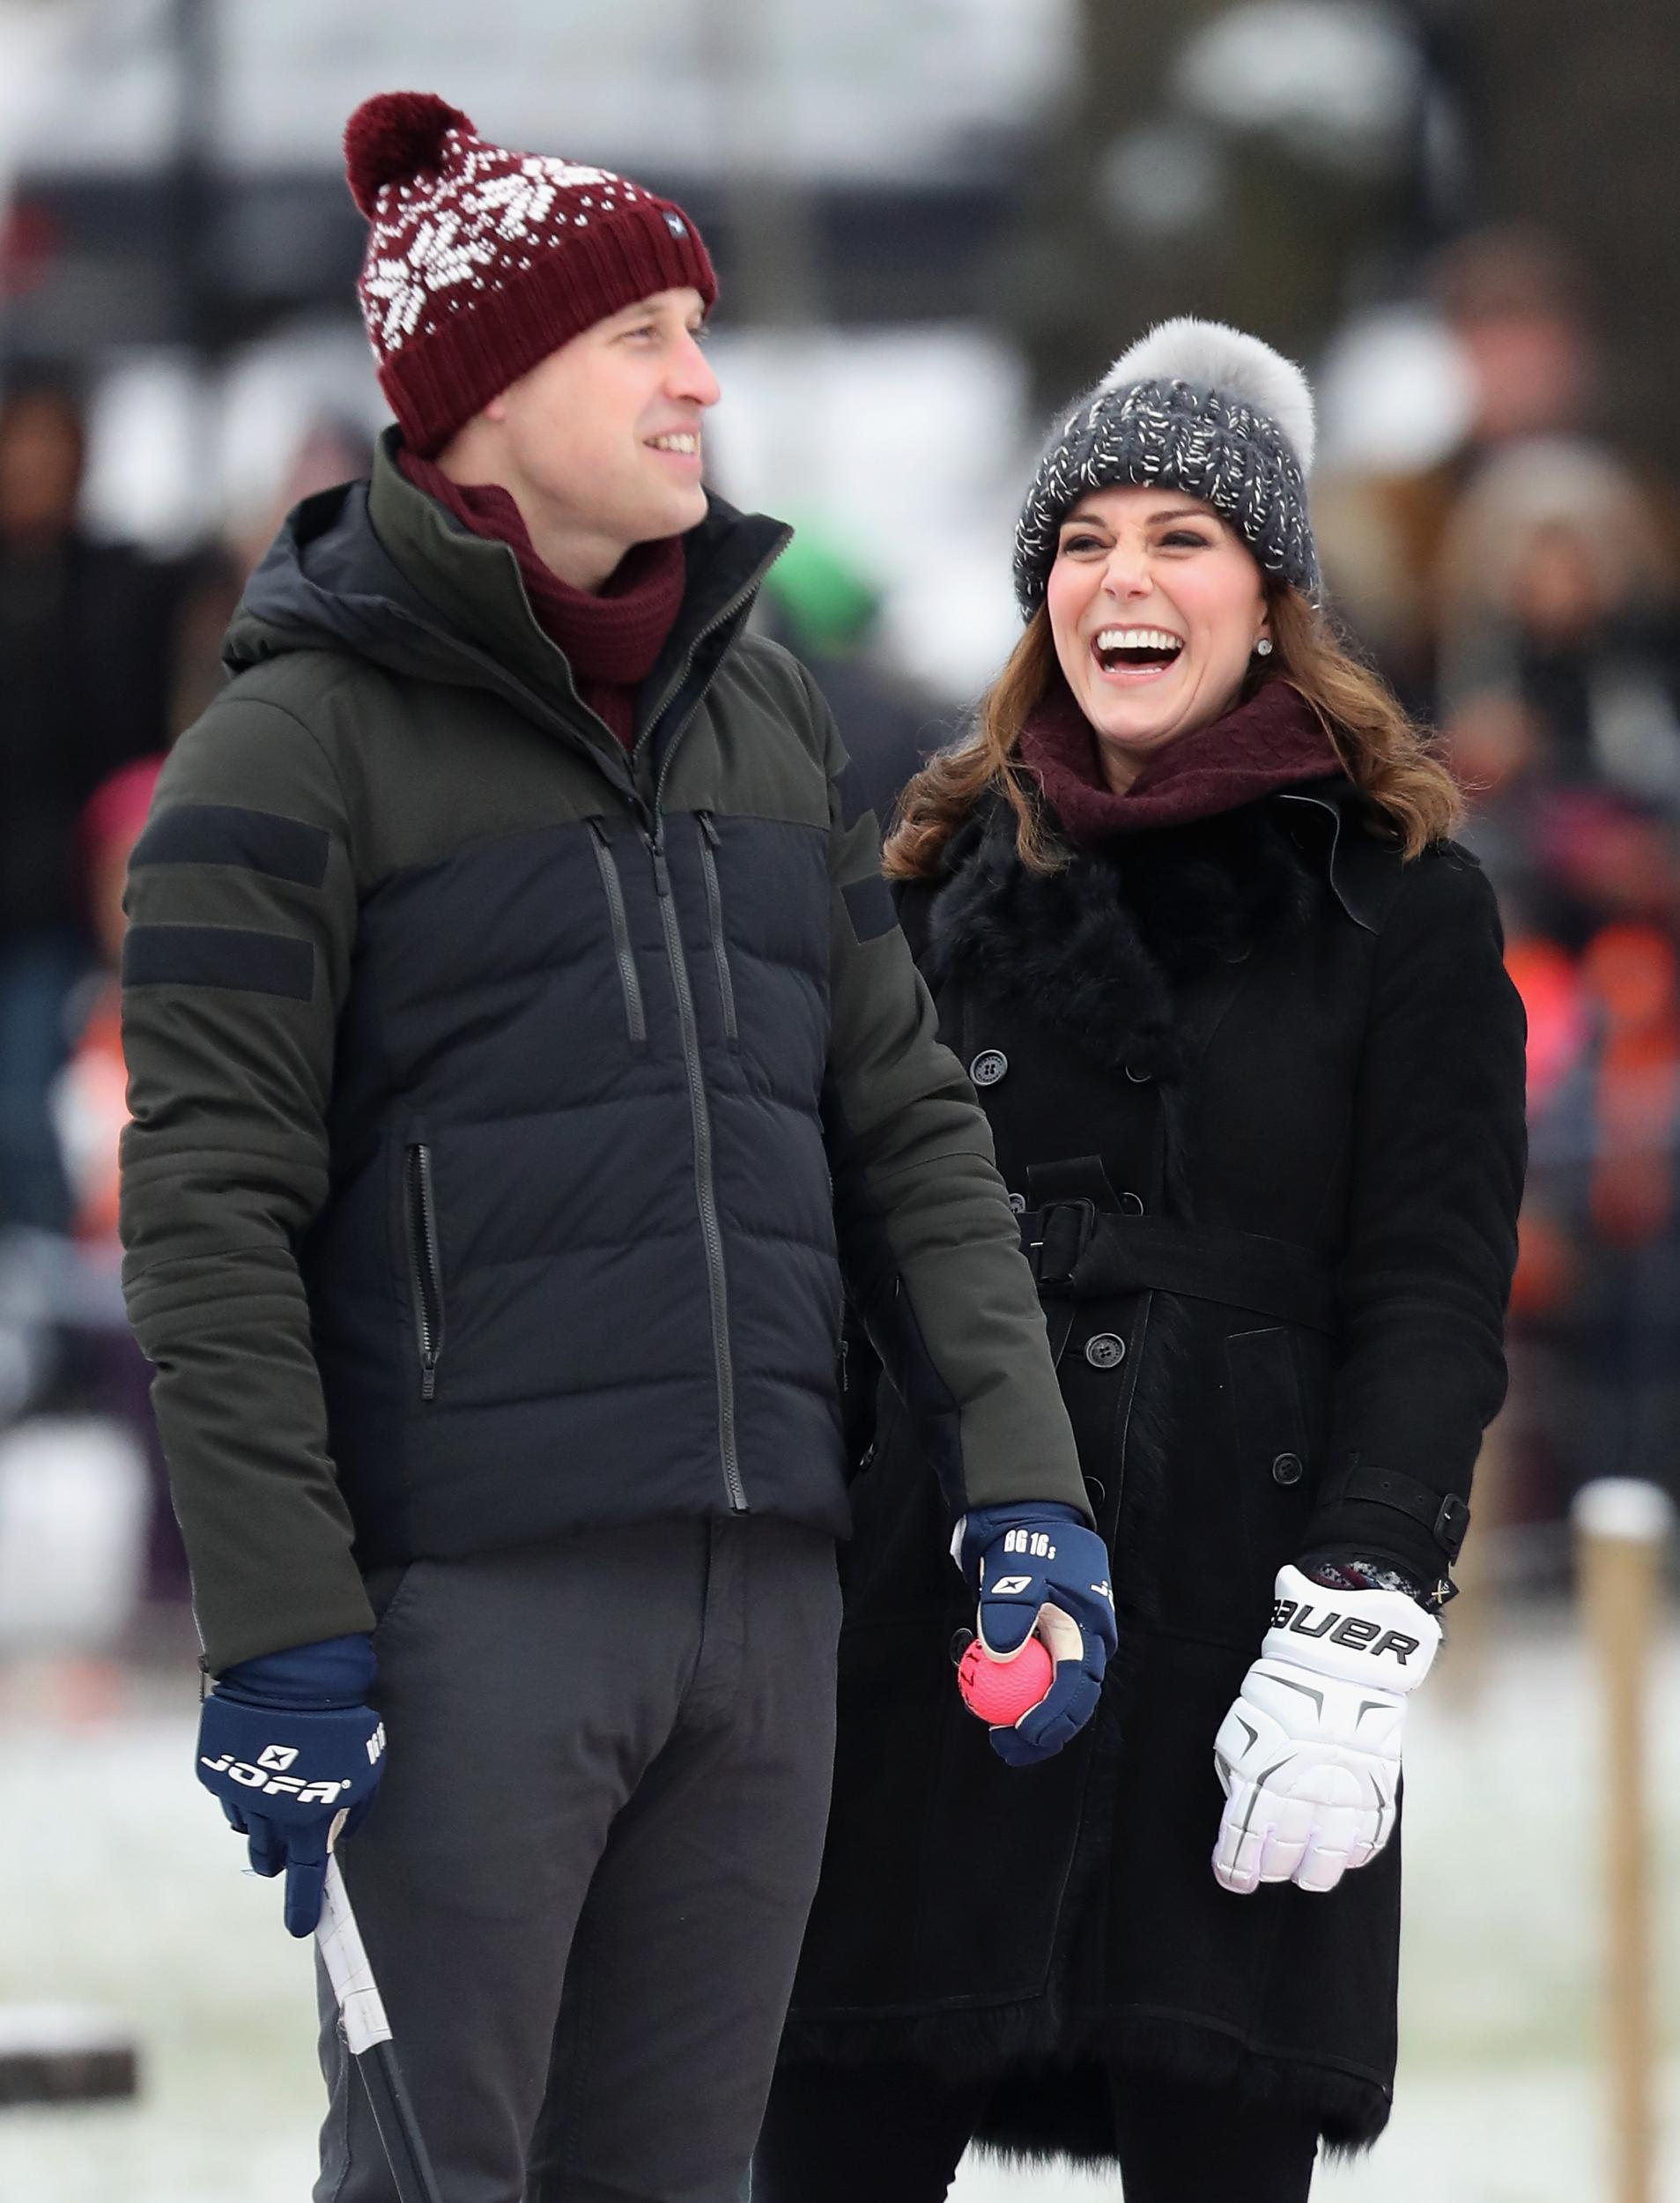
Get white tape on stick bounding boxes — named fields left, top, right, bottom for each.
left=317, top=1857, right=392, bottom=2055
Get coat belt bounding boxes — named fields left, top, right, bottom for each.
left=1018, top=1201, right=1337, bottom=1335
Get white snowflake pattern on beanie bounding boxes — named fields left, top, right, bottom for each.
left=344, top=92, right=714, bottom=455
left=360, top=141, right=642, bottom=353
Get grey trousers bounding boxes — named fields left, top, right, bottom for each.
left=314, top=1517, right=841, bottom=2203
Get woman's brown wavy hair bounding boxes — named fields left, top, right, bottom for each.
left=884, top=582, right=1463, bottom=880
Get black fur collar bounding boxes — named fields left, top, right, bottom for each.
left=924, top=793, right=1320, bottom=1087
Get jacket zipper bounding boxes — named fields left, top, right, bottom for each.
left=626, top=567, right=777, bottom=1516
left=636, top=556, right=781, bottom=770
left=649, top=827, right=745, bottom=1511
left=404, top=1142, right=445, bottom=1401
left=588, top=820, right=648, bottom=1045
left=695, top=813, right=739, bottom=1043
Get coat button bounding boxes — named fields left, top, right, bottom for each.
left=950, top=1628, right=975, bottom=1663
left=970, top=1049, right=1008, bottom=1087
left=1125, top=1064, right=1151, bottom=1084
left=1084, top=1475, right=1107, bottom=1505
left=1084, top=1332, right=1126, bottom=1370
left=1008, top=1192, right=1026, bottom=1214
left=1120, top=1191, right=1145, bottom=1216
left=1271, top=1451, right=1305, bottom=1487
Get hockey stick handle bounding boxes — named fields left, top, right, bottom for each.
left=315, top=1836, right=444, bottom=2203
left=317, top=1852, right=393, bottom=2055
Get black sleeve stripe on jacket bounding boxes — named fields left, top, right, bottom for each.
left=841, top=872, right=899, bottom=944
left=123, top=923, right=315, bottom=1001
left=131, top=803, right=333, bottom=887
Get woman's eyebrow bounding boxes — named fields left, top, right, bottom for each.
left=1060, top=504, right=1214, bottom=529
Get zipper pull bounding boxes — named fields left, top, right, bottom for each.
left=648, top=829, right=671, bottom=897
left=593, top=807, right=657, bottom=849
left=697, top=811, right=720, bottom=849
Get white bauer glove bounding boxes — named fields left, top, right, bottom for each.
left=1211, top=1562, right=1441, bottom=1896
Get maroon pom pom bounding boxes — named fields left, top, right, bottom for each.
left=344, top=91, right=473, bottom=217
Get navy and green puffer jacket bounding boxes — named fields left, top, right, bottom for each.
left=119, top=435, right=1088, bottom=1673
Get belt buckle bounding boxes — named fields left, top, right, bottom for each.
left=1029, top=1198, right=1096, bottom=1289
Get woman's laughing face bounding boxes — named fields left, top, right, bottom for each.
left=1044, top=485, right=1270, bottom=791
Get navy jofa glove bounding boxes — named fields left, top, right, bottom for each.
left=196, top=1634, right=385, bottom=1936
left=951, top=1502, right=1117, bottom=1767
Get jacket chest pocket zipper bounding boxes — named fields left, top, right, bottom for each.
left=404, top=1143, right=445, bottom=1401
left=588, top=820, right=648, bottom=1046
left=696, top=813, right=739, bottom=1043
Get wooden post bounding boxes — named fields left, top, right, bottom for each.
left=1573, top=1478, right=1674, bottom=2203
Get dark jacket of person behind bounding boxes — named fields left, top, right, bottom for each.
left=0, top=377, right=181, bottom=1231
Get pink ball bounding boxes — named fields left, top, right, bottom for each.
left=958, top=1634, right=1055, bottom=1726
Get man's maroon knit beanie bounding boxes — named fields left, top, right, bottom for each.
left=344, top=92, right=718, bottom=456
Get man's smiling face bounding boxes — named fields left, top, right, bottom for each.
left=480, top=286, right=719, bottom=567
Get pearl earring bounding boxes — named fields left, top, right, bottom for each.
left=1254, top=638, right=1273, bottom=657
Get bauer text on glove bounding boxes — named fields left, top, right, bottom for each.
left=1211, top=1562, right=1439, bottom=1896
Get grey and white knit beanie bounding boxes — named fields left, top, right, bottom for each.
left=1011, top=317, right=1321, bottom=617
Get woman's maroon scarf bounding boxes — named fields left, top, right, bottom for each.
left=1018, top=675, right=1341, bottom=846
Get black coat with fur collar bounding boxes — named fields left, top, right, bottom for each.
left=778, top=776, right=1526, bottom=2157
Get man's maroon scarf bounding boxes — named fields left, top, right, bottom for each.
left=399, top=446, right=685, bottom=749
left=1018, top=675, right=1341, bottom=845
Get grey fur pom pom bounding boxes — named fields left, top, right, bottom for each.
left=1099, top=318, right=1316, bottom=476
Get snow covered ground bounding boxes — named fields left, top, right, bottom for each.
left=2, top=1613, right=1676, bottom=2200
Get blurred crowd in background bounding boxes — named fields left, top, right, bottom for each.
left=1, top=0, right=1678, bottom=1691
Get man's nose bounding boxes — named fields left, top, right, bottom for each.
left=670, top=333, right=721, bottom=409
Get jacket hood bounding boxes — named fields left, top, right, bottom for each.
left=225, top=435, right=791, bottom=764
left=226, top=475, right=454, bottom=685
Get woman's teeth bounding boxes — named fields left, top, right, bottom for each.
left=1093, top=626, right=1185, bottom=669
